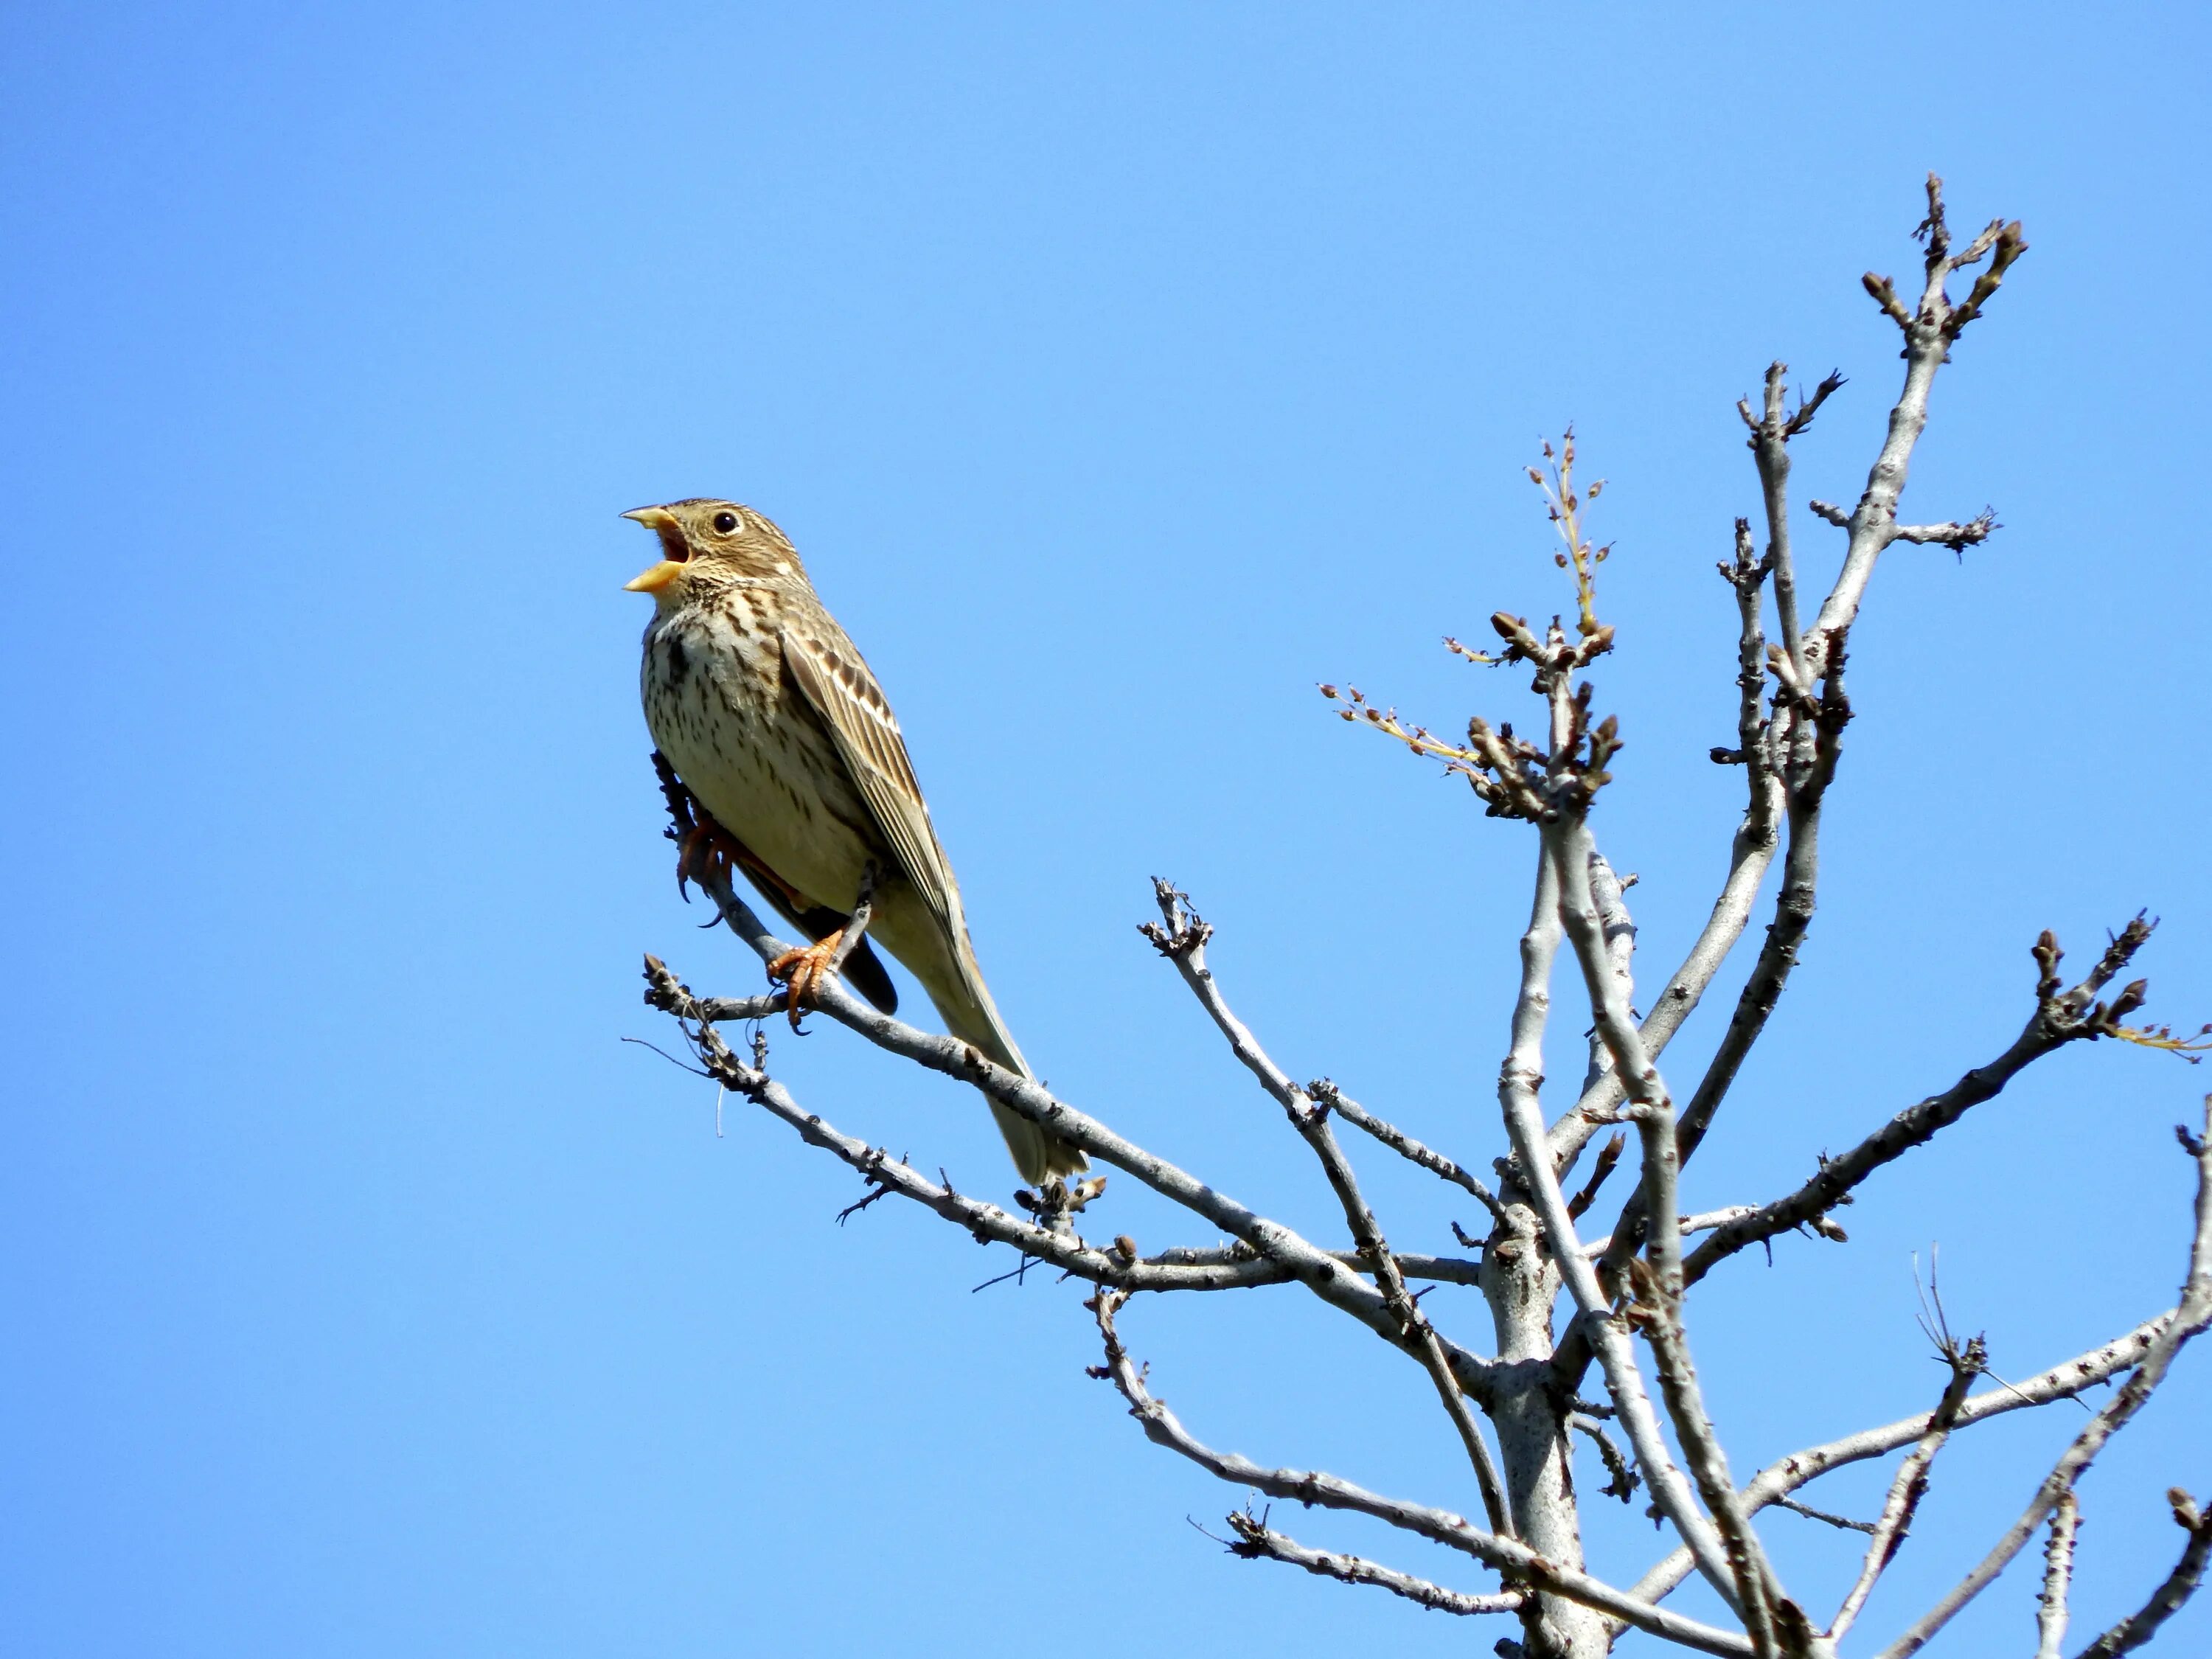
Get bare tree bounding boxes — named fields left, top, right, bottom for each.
left=635, top=178, right=2212, bottom=1659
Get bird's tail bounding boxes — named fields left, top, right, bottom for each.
left=926, top=958, right=1090, bottom=1188
left=874, top=886, right=1088, bottom=1186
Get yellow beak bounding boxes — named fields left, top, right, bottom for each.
left=622, top=506, right=686, bottom=593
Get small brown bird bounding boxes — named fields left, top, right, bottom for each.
left=625, top=498, right=1087, bottom=1185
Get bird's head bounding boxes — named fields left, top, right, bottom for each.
left=621, top=498, right=801, bottom=601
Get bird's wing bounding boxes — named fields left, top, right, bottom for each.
left=779, top=624, right=964, bottom=938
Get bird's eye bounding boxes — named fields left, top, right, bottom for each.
left=712, top=511, right=740, bottom=535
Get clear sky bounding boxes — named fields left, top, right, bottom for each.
left=5, top=4, right=2209, bottom=1655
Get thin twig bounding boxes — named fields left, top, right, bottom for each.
left=1568, top=1412, right=1641, bottom=1503
left=2071, top=1488, right=2212, bottom=1658
left=644, top=955, right=1487, bottom=1301
left=1312, top=1079, right=1506, bottom=1220
left=1873, top=1094, right=2212, bottom=1658
left=1086, top=1290, right=1753, bottom=1658
left=1826, top=1332, right=1987, bottom=1640
left=1585, top=188, right=2027, bottom=1267
left=1772, top=1496, right=1877, bottom=1535
left=1582, top=1208, right=1757, bottom=1257
left=1810, top=177, right=2024, bottom=679
left=1565, top=1131, right=1626, bottom=1222
left=1545, top=517, right=1781, bottom=1168
left=658, top=866, right=1509, bottom=1401
left=1891, top=512, right=1997, bottom=551
left=1142, top=883, right=1512, bottom=1536
left=1622, top=1305, right=2191, bottom=1613
left=1220, top=1509, right=1526, bottom=1618
left=1683, top=921, right=2156, bottom=1286
left=1744, top=360, right=1832, bottom=679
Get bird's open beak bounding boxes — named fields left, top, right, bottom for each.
left=622, top=506, right=687, bottom=593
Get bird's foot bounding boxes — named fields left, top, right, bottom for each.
left=674, top=815, right=746, bottom=903
left=768, top=933, right=846, bottom=1029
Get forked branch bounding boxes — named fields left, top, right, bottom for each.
left=1874, top=1096, right=2212, bottom=1658
left=1683, top=920, right=2158, bottom=1286
left=625, top=178, right=2212, bottom=1659
left=1086, top=1290, right=1753, bottom=1657
left=2071, top=1488, right=2212, bottom=1659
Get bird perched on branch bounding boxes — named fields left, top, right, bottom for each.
left=624, top=498, right=1087, bottom=1186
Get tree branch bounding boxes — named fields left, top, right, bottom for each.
left=2071, top=1488, right=2212, bottom=1658
left=1087, top=1289, right=1753, bottom=1657
left=1220, top=1510, right=1526, bottom=1617
left=1809, top=178, right=2024, bottom=679
left=1581, top=1208, right=1757, bottom=1257
left=1668, top=623, right=1848, bottom=1169
left=1809, top=499, right=1998, bottom=554
left=1138, top=1240, right=1487, bottom=1288
left=1580, top=850, right=1640, bottom=1093
left=653, top=956, right=1505, bottom=1299
left=1496, top=831, right=1748, bottom=1618
left=1563, top=512, right=1848, bottom=1287
left=1548, top=521, right=1783, bottom=1166
left=1309, top=1078, right=1506, bottom=1220
left=2035, top=1490, right=2079, bottom=1659
left=1891, top=512, right=1997, bottom=550
left=1623, top=1110, right=1784, bottom=1654
left=1826, top=1333, right=1987, bottom=1641
left=1568, top=1411, right=1641, bottom=1503
left=1299, top=1105, right=1515, bottom=1537
left=1874, top=1094, right=2212, bottom=1658
left=1773, top=1495, right=1876, bottom=1535
left=1682, top=919, right=2155, bottom=1287
left=650, top=868, right=1509, bottom=1401
left=1624, top=1306, right=2189, bottom=1612
left=1140, top=881, right=1513, bottom=1534
left=1744, top=360, right=1839, bottom=679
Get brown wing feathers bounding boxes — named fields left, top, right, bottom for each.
left=779, top=627, right=965, bottom=940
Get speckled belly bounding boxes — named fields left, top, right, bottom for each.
left=641, top=608, right=881, bottom=913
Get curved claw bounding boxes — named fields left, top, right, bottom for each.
left=675, top=818, right=742, bottom=902
left=768, top=931, right=847, bottom=1029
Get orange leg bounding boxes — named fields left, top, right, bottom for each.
left=766, top=861, right=880, bottom=1029
left=675, top=810, right=814, bottom=918
left=674, top=815, right=741, bottom=900
left=768, top=933, right=847, bottom=1029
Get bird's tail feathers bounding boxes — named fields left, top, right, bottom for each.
left=928, top=954, right=1089, bottom=1187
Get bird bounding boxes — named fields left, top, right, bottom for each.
left=623, top=498, right=1088, bottom=1186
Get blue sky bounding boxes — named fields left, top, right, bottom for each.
left=4, top=4, right=2209, bottom=1655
